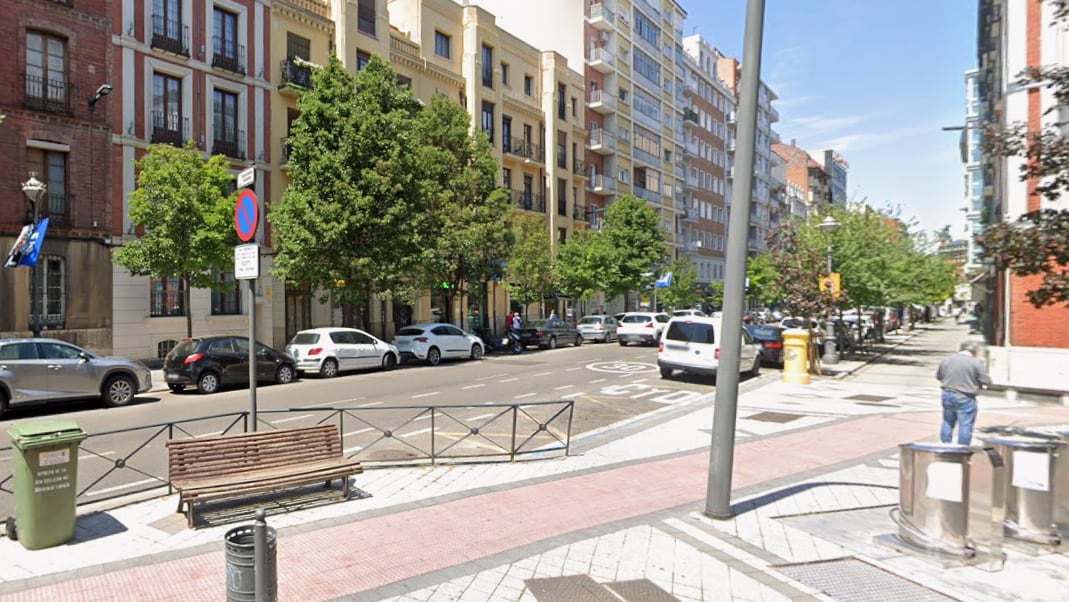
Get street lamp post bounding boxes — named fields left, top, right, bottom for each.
left=21, top=174, right=47, bottom=337
left=817, top=215, right=841, bottom=364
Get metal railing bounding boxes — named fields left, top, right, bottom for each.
left=151, top=111, right=189, bottom=146
left=511, top=190, right=546, bottom=213
left=151, top=15, right=190, bottom=57
left=280, top=59, right=312, bottom=89
left=212, top=36, right=246, bottom=74
left=0, top=401, right=573, bottom=512
left=212, top=126, right=246, bottom=159
left=504, top=138, right=545, bottom=163
left=22, top=74, right=72, bottom=115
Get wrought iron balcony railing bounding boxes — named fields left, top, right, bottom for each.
left=151, top=111, right=189, bottom=146
left=280, top=59, right=312, bottom=89
left=22, top=73, right=72, bottom=115
left=151, top=15, right=190, bottom=56
left=212, top=36, right=245, bottom=74
left=212, top=126, right=246, bottom=159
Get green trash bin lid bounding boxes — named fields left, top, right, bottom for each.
left=7, top=419, right=87, bottom=449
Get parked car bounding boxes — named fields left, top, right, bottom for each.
left=163, top=336, right=297, bottom=394
left=0, top=338, right=152, bottom=415
left=516, top=318, right=583, bottom=349
left=576, top=315, right=618, bottom=343
left=616, top=312, right=670, bottom=346
left=286, top=327, right=399, bottom=377
left=392, top=323, right=484, bottom=366
left=672, top=309, right=707, bottom=318
left=745, top=324, right=786, bottom=367
left=657, top=316, right=761, bottom=379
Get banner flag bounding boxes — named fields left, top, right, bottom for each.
left=654, top=271, right=673, bottom=288
left=17, top=218, right=49, bottom=268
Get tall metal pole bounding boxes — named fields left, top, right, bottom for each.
left=30, top=200, right=41, bottom=338
left=249, top=278, right=258, bottom=431
left=705, top=0, right=765, bottom=519
left=824, top=244, right=839, bottom=363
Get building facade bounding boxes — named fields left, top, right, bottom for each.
left=1, top=0, right=115, bottom=349
left=771, top=140, right=830, bottom=216
left=822, top=149, right=848, bottom=206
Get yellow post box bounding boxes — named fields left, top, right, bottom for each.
left=782, top=328, right=810, bottom=385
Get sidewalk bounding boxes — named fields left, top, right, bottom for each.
left=1, top=323, right=1066, bottom=601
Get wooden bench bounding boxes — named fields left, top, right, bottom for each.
left=167, top=424, right=363, bottom=528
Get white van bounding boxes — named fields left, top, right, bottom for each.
left=657, top=315, right=761, bottom=379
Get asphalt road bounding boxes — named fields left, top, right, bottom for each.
left=0, top=341, right=772, bottom=517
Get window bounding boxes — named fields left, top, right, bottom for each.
left=34, top=256, right=65, bottom=328
left=358, top=0, right=376, bottom=36
left=356, top=50, right=370, bottom=71
left=502, top=115, right=512, bottom=151
left=557, top=178, right=567, bottom=216
left=501, top=62, right=509, bottom=86
left=212, top=270, right=241, bottom=315
left=212, top=89, right=241, bottom=158
left=557, top=131, right=567, bottom=168
left=152, top=0, right=186, bottom=54
left=434, top=31, right=451, bottom=58
left=634, top=11, right=660, bottom=47
left=503, top=168, right=511, bottom=189
left=151, top=277, right=186, bottom=317
left=396, top=75, right=411, bottom=89
left=287, top=33, right=310, bottom=61
left=557, top=83, right=566, bottom=119
left=25, top=31, right=68, bottom=113
left=212, top=8, right=241, bottom=72
left=481, top=45, right=493, bottom=87
left=152, top=72, right=183, bottom=145
left=524, top=75, right=533, bottom=96
left=481, top=101, right=494, bottom=143
left=633, top=49, right=661, bottom=88
left=26, top=148, right=68, bottom=224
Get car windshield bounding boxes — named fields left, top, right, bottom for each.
left=170, top=340, right=200, bottom=356
left=747, top=325, right=782, bottom=340
left=622, top=315, right=651, bottom=323
left=290, top=333, right=320, bottom=345
left=396, top=327, right=426, bottom=336
left=578, top=317, right=602, bottom=325
left=526, top=320, right=548, bottom=329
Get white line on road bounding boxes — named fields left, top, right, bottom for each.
left=631, top=378, right=649, bottom=384
left=499, top=377, right=519, bottom=383
left=341, top=428, right=373, bottom=438
left=411, top=392, right=439, bottom=399
left=401, top=428, right=432, bottom=438
left=343, top=445, right=364, bottom=453
left=554, top=385, right=575, bottom=390
left=356, top=401, right=383, bottom=407
left=77, top=451, right=117, bottom=462
left=590, top=378, right=606, bottom=384
left=565, top=367, right=582, bottom=372
left=462, top=384, right=485, bottom=390
left=476, top=373, right=507, bottom=381
left=534, top=372, right=553, bottom=376
left=85, top=478, right=160, bottom=497
left=514, top=393, right=536, bottom=399
left=272, top=414, right=314, bottom=424
left=470, top=413, right=496, bottom=420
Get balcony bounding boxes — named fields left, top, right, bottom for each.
left=679, top=202, right=697, bottom=223
left=725, top=167, right=734, bottom=180
left=511, top=190, right=546, bottom=213
left=504, top=138, right=545, bottom=163
left=573, top=159, right=588, bottom=177
left=587, top=129, right=616, bottom=155
left=573, top=203, right=587, bottom=221
left=682, top=107, right=699, bottom=126
left=587, top=46, right=614, bottom=73
left=212, top=36, right=246, bottom=74
left=22, top=74, right=72, bottom=115
left=726, top=110, right=736, bottom=125
left=727, top=139, right=736, bottom=152
left=587, top=3, right=615, bottom=31
left=684, top=175, right=700, bottom=192
left=634, top=186, right=660, bottom=203
left=556, top=146, right=567, bottom=169
left=587, top=89, right=616, bottom=114
left=151, top=111, right=189, bottom=146
left=557, top=197, right=568, bottom=216
left=151, top=14, right=190, bottom=57
left=212, top=125, right=246, bottom=159
left=280, top=59, right=312, bottom=94
left=587, top=174, right=616, bottom=195
left=43, top=192, right=69, bottom=227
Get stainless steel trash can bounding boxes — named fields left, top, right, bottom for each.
left=896, top=443, right=977, bottom=555
left=981, top=435, right=1064, bottom=547
left=225, top=523, right=277, bottom=602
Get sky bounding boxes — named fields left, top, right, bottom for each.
left=683, top=0, right=977, bottom=237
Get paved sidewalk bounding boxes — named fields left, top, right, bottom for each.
left=1, top=322, right=1066, bottom=601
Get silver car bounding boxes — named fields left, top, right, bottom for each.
left=286, top=327, right=399, bottom=377
left=0, top=338, right=152, bottom=416
left=577, top=315, right=617, bottom=343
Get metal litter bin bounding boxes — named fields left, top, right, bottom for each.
left=981, top=435, right=1064, bottom=547
left=225, top=516, right=277, bottom=602
left=7, top=420, right=87, bottom=550
left=894, top=443, right=977, bottom=555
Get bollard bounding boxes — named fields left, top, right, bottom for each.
left=225, top=509, right=277, bottom=601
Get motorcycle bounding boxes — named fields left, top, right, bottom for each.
left=476, top=328, right=524, bottom=355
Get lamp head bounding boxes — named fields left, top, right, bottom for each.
left=817, top=215, right=841, bottom=233
left=21, top=174, right=47, bottom=205
left=88, top=84, right=113, bottom=110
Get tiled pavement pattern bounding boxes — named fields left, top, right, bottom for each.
left=1, top=323, right=1067, bottom=601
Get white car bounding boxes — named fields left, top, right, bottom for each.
left=616, top=312, right=670, bottom=346
left=286, top=327, right=399, bottom=377
left=672, top=309, right=707, bottom=318
left=657, top=315, right=761, bottom=379
left=393, top=322, right=484, bottom=366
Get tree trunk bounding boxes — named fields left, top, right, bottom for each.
left=183, top=275, right=193, bottom=338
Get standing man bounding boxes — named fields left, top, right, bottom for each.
left=936, top=340, right=991, bottom=445
left=510, top=312, right=522, bottom=332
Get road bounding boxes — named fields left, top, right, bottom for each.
left=0, top=342, right=772, bottom=517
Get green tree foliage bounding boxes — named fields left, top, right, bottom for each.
left=268, top=54, right=427, bottom=325
left=599, top=196, right=666, bottom=303
left=413, top=94, right=512, bottom=324
left=113, top=141, right=235, bottom=337
left=765, top=219, right=828, bottom=321
left=745, top=254, right=781, bottom=307
left=505, top=215, right=554, bottom=312
left=658, top=257, right=701, bottom=310
left=704, top=280, right=725, bottom=311
left=555, top=229, right=619, bottom=302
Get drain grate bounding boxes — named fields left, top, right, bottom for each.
left=746, top=411, right=802, bottom=423
left=845, top=394, right=895, bottom=402
left=777, top=557, right=956, bottom=601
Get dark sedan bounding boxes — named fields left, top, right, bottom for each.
left=745, top=324, right=785, bottom=367
left=163, top=336, right=297, bottom=394
left=516, top=318, right=583, bottom=349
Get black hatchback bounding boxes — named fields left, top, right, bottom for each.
left=163, top=336, right=297, bottom=394
left=745, top=324, right=785, bottom=367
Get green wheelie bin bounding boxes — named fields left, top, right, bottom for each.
left=7, top=420, right=87, bottom=550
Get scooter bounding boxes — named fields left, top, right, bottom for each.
left=477, top=329, right=524, bottom=355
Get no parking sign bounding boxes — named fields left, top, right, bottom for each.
left=234, top=189, right=259, bottom=243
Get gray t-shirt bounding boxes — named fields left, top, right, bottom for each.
left=936, top=352, right=992, bottom=396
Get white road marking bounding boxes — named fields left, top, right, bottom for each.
left=462, top=384, right=485, bottom=390
left=476, top=373, right=507, bottom=381
left=499, top=377, right=519, bottom=383
left=77, top=451, right=117, bottom=462
left=272, top=414, right=314, bottom=424
left=554, top=385, right=575, bottom=390
left=411, top=392, right=439, bottom=399
left=565, top=367, right=582, bottom=371
left=308, top=397, right=369, bottom=408
left=85, top=478, right=160, bottom=497
left=401, top=428, right=432, bottom=438
left=341, top=428, right=373, bottom=438
left=590, top=378, right=606, bottom=384
left=534, top=372, right=553, bottom=376
left=356, top=400, right=383, bottom=407
left=514, top=393, right=536, bottom=399
left=343, top=445, right=364, bottom=453
left=470, top=413, right=496, bottom=420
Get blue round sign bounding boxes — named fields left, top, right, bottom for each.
left=234, top=189, right=258, bottom=242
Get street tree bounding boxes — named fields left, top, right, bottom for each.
left=658, top=257, right=701, bottom=310
left=704, top=280, right=725, bottom=311
left=555, top=229, right=619, bottom=306
left=599, top=196, right=665, bottom=306
left=268, top=54, right=427, bottom=329
left=113, top=140, right=234, bottom=337
left=505, top=215, right=554, bottom=316
left=745, top=253, right=781, bottom=308
left=413, top=94, right=511, bottom=325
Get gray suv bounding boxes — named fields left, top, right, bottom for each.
left=0, top=338, right=152, bottom=416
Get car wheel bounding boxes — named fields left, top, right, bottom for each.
left=321, top=358, right=339, bottom=378
left=102, top=375, right=136, bottom=407
left=427, top=347, right=442, bottom=366
left=618, top=340, right=627, bottom=346
left=660, top=367, right=673, bottom=379
left=575, top=335, right=583, bottom=347
left=276, top=364, right=296, bottom=384
left=750, top=357, right=761, bottom=377
left=0, top=390, right=9, bottom=418
left=470, top=344, right=484, bottom=361
left=382, top=353, right=397, bottom=371
left=546, top=336, right=556, bottom=350
left=168, top=384, right=184, bottom=394
left=196, top=371, right=221, bottom=394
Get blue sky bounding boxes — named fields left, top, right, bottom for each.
left=684, top=0, right=977, bottom=236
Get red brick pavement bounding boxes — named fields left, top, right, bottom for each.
left=4, top=405, right=1064, bottom=601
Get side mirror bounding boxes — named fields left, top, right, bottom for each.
left=78, top=352, right=91, bottom=362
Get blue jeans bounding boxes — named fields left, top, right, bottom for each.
left=940, top=389, right=977, bottom=445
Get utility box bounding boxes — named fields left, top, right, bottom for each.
left=7, top=420, right=87, bottom=550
